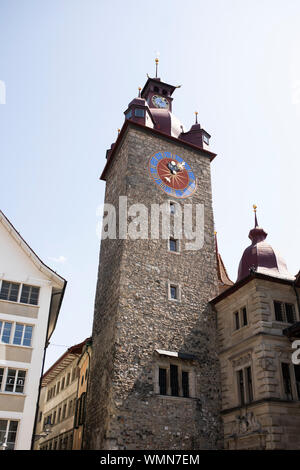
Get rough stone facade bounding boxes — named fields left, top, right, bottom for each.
left=84, top=124, right=223, bottom=450
left=213, top=276, right=300, bottom=449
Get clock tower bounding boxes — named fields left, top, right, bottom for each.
left=84, top=65, right=223, bottom=450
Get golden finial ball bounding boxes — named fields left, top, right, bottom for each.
left=253, top=204, right=257, bottom=211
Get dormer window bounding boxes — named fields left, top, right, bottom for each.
left=134, top=108, right=145, bottom=117
left=125, top=110, right=132, bottom=120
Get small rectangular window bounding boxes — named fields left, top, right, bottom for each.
left=234, top=312, right=240, bottom=330
left=294, top=365, right=300, bottom=400
left=170, top=202, right=176, bottom=215
left=170, top=285, right=178, bottom=300
left=20, top=285, right=40, bottom=305
left=169, top=238, right=178, bottom=252
left=242, top=307, right=248, bottom=326
left=125, top=110, right=132, bottom=119
left=0, top=368, right=4, bottom=390
left=274, top=301, right=284, bottom=322
left=203, top=134, right=210, bottom=145
left=285, top=303, right=295, bottom=324
left=0, top=281, right=20, bottom=302
left=237, top=369, right=245, bottom=406
left=170, top=364, right=179, bottom=396
left=159, top=368, right=167, bottom=395
left=246, top=366, right=253, bottom=402
left=281, top=363, right=293, bottom=400
left=134, top=108, right=145, bottom=117
left=182, top=371, right=189, bottom=398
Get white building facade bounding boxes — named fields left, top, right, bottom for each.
left=0, top=211, right=66, bottom=450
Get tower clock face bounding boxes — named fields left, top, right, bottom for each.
left=148, top=151, right=196, bottom=198
left=152, top=95, right=169, bottom=109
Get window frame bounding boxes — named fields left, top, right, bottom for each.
left=1, top=367, right=27, bottom=394
left=155, top=358, right=195, bottom=399
left=274, top=301, right=296, bottom=324
left=0, top=280, right=40, bottom=306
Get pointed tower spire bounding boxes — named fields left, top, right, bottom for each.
left=195, top=111, right=198, bottom=124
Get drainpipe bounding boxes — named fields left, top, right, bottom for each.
left=81, top=339, right=92, bottom=450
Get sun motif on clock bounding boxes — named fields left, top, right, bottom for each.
left=148, top=151, right=196, bottom=198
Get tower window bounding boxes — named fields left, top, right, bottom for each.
left=162, top=89, right=168, bottom=95
left=169, top=238, right=179, bottom=252
left=170, top=202, right=176, bottom=215
left=153, top=86, right=159, bottom=93
left=134, top=108, right=145, bottom=117
left=182, top=371, right=189, bottom=398
left=125, top=110, right=132, bottom=119
left=169, top=284, right=178, bottom=300
left=170, top=364, right=179, bottom=396
left=234, top=312, right=240, bottom=330
left=159, top=368, right=167, bottom=395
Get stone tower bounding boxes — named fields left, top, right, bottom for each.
left=84, top=66, right=223, bottom=450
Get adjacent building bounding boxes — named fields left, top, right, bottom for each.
left=33, top=339, right=90, bottom=450
left=73, top=338, right=92, bottom=450
left=211, top=210, right=300, bottom=449
left=0, top=210, right=66, bottom=450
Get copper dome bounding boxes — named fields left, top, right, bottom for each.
left=237, top=213, right=294, bottom=282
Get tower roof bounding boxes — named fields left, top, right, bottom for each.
left=237, top=207, right=294, bottom=282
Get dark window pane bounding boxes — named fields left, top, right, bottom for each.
left=0, top=368, right=3, bottom=390
left=282, top=363, right=293, bottom=400
left=170, top=364, right=179, bottom=396
left=20, top=285, right=40, bottom=305
left=238, top=369, right=245, bottom=405
left=242, top=307, right=248, bottom=326
left=182, top=371, right=189, bottom=398
left=285, top=304, right=295, bottom=324
left=29, top=287, right=39, bottom=305
left=170, top=286, right=177, bottom=300
left=0, top=282, right=19, bottom=302
left=20, top=285, right=30, bottom=303
left=0, top=281, right=9, bottom=300
left=5, top=369, right=16, bottom=392
left=125, top=110, right=132, bottom=120
left=294, top=365, right=300, bottom=400
left=170, top=203, right=175, bottom=215
left=169, top=238, right=177, bottom=252
left=234, top=312, right=240, bottom=330
left=15, top=370, right=26, bottom=393
left=274, top=301, right=283, bottom=322
left=246, top=366, right=253, bottom=402
left=159, top=368, right=167, bottom=395
left=6, top=420, right=18, bottom=450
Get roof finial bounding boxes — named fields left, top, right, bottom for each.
left=117, top=128, right=120, bottom=134
left=155, top=57, right=159, bottom=78
left=253, top=204, right=258, bottom=227
left=138, top=87, right=141, bottom=97
left=195, top=111, right=198, bottom=124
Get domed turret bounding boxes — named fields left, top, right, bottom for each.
left=237, top=206, right=294, bottom=282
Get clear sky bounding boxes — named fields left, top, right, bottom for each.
left=1, top=0, right=299, bottom=369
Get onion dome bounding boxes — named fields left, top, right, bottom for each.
left=237, top=206, right=294, bottom=282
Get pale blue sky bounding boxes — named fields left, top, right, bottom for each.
left=0, top=0, right=299, bottom=369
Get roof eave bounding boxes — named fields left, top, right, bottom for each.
left=100, top=120, right=217, bottom=181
